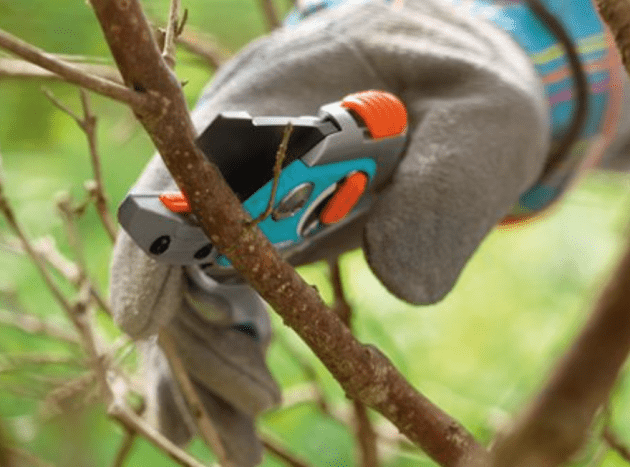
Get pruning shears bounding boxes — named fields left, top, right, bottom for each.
left=118, top=90, right=408, bottom=277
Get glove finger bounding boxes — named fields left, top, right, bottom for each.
left=141, top=339, right=196, bottom=446
left=192, top=379, right=265, bottom=467
left=364, top=83, right=549, bottom=304
left=170, top=297, right=281, bottom=417
left=110, top=229, right=184, bottom=339
left=184, top=267, right=273, bottom=349
left=142, top=342, right=265, bottom=467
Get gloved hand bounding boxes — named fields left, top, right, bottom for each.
left=110, top=0, right=551, bottom=464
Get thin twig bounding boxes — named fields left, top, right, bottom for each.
left=258, top=0, right=281, bottom=31
left=354, top=401, right=379, bottom=467
left=42, top=88, right=117, bottom=242
left=0, top=139, right=205, bottom=467
left=328, top=257, right=351, bottom=324
left=108, top=400, right=208, bottom=467
left=158, top=329, right=233, bottom=467
left=491, top=240, right=630, bottom=467
left=1, top=235, right=81, bottom=285
left=262, top=437, right=311, bottom=467
left=0, top=29, right=147, bottom=108
left=603, top=427, right=630, bottom=462
left=274, top=333, right=330, bottom=414
left=79, top=90, right=117, bottom=242
left=329, top=258, right=379, bottom=467
left=111, top=428, right=137, bottom=467
left=175, top=31, right=231, bottom=70
left=5, top=447, right=55, bottom=467
left=56, top=193, right=88, bottom=285
left=0, top=353, right=82, bottom=373
left=40, top=372, right=97, bottom=419
left=0, top=57, right=122, bottom=82
left=248, top=122, right=293, bottom=225
left=0, top=182, right=74, bottom=315
left=162, top=0, right=181, bottom=69
left=90, top=285, right=112, bottom=317
left=0, top=235, right=111, bottom=315
left=0, top=308, right=79, bottom=346
left=176, top=9, right=189, bottom=37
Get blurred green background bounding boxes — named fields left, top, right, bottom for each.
left=1, top=0, right=630, bottom=466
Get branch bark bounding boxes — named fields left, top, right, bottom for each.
left=490, top=241, right=630, bottom=467
left=87, top=1, right=489, bottom=466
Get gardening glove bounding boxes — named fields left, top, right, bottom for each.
left=111, top=164, right=280, bottom=467
left=111, top=0, right=552, bottom=463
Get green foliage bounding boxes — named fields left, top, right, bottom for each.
left=1, top=0, right=630, bottom=466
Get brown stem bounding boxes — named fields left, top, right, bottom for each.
left=0, top=308, right=79, bottom=346
left=329, top=258, right=379, bottom=467
left=258, top=0, right=282, bottom=31
left=162, top=0, right=181, bottom=69
left=42, top=88, right=117, bottom=242
left=0, top=184, right=74, bottom=315
left=88, top=1, right=489, bottom=465
left=594, top=0, right=630, bottom=77
left=79, top=90, right=118, bottom=243
left=111, top=429, right=137, bottom=467
left=5, top=447, right=54, bottom=467
left=603, top=427, right=630, bottom=463
left=108, top=401, right=208, bottom=467
left=0, top=57, right=122, bottom=82
left=248, top=122, right=293, bottom=225
left=0, top=236, right=81, bottom=285
left=176, top=31, right=231, bottom=69
left=354, top=400, right=379, bottom=467
left=491, top=242, right=630, bottom=467
left=262, top=437, right=311, bottom=467
left=158, top=329, right=233, bottom=467
left=0, top=29, right=146, bottom=108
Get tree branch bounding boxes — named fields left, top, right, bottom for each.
left=0, top=29, right=148, bottom=108
left=175, top=31, right=230, bottom=70
left=158, top=329, right=233, bottom=467
left=329, top=258, right=379, bottom=467
left=42, top=88, right=117, bottom=242
left=490, top=241, right=630, bottom=467
left=0, top=57, right=122, bottom=82
left=111, top=428, right=136, bottom=467
left=261, top=437, right=311, bottom=467
left=603, top=426, right=630, bottom=462
left=594, top=0, right=630, bottom=77
left=0, top=308, right=79, bottom=346
left=258, top=0, right=282, bottom=31
left=162, top=0, right=181, bottom=69
left=0, top=139, right=206, bottom=467
left=87, top=1, right=489, bottom=466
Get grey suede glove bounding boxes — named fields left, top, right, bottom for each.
left=110, top=0, right=551, bottom=464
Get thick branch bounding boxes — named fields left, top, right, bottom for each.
left=595, top=0, right=630, bottom=77
left=89, top=1, right=488, bottom=466
left=491, top=241, right=630, bottom=467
